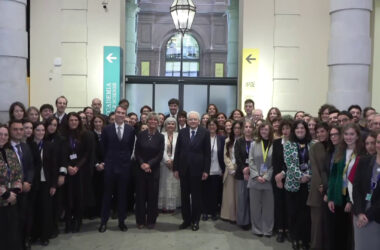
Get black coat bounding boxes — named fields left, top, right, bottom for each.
left=173, top=126, right=211, bottom=177
left=234, top=137, right=251, bottom=180
left=353, top=155, right=380, bottom=223
left=215, top=135, right=226, bottom=173
left=272, top=138, right=286, bottom=182
left=134, top=130, right=164, bottom=178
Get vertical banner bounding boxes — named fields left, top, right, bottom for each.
left=103, top=46, right=122, bottom=115
left=241, top=48, right=259, bottom=107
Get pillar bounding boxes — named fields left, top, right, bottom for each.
left=327, top=0, right=372, bottom=109
left=0, top=0, right=28, bottom=122
left=227, top=0, right=238, bottom=77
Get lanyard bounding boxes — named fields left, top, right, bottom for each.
left=297, top=143, right=307, bottom=163
left=261, top=141, right=269, bottom=163
left=69, top=137, right=76, bottom=150
left=342, top=152, right=355, bottom=195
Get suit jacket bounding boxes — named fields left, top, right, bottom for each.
left=101, top=123, right=135, bottom=174
left=307, top=142, right=328, bottom=207
left=234, top=137, right=251, bottom=180
left=16, top=142, right=34, bottom=184
left=173, top=126, right=211, bottom=177
left=272, top=138, right=286, bottom=183
left=215, top=135, right=226, bottom=174
left=135, top=130, right=164, bottom=178
left=248, top=140, right=273, bottom=190
left=28, top=140, right=57, bottom=189
left=353, top=155, right=380, bottom=223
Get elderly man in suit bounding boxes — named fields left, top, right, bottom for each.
left=173, top=111, right=211, bottom=231
left=98, top=106, right=135, bottom=233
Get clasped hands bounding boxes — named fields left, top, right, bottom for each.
left=141, top=163, right=152, bottom=173
left=68, top=166, right=79, bottom=176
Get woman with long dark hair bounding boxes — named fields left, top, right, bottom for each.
left=327, top=123, right=364, bottom=250
left=62, top=112, right=93, bottom=233
left=29, top=122, right=57, bottom=246
left=221, top=120, right=243, bottom=222
left=283, top=120, right=313, bottom=249
left=9, top=101, right=26, bottom=120
left=272, top=119, right=292, bottom=243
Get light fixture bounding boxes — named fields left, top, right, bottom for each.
left=170, top=0, right=196, bottom=35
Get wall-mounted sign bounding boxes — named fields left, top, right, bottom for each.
left=103, top=46, right=122, bottom=115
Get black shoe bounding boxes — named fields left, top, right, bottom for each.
left=201, top=214, right=208, bottom=221
left=98, top=223, right=107, bottom=233
left=72, top=220, right=81, bottom=233
left=192, top=223, right=199, bottom=231
left=254, top=233, right=263, bottom=237
left=118, top=223, right=128, bottom=232
left=41, top=240, right=49, bottom=246
left=264, top=235, right=271, bottom=238
left=211, top=214, right=218, bottom=221
left=276, top=232, right=285, bottom=242
left=179, top=222, right=191, bottom=230
left=241, top=224, right=251, bottom=231
left=24, top=241, right=31, bottom=250
left=291, top=241, right=300, bottom=250
left=300, top=243, right=310, bottom=250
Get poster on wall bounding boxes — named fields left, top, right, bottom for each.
left=103, top=46, right=122, bottom=115
left=241, top=48, right=259, bottom=107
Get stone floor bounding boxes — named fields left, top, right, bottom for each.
left=33, top=212, right=293, bottom=250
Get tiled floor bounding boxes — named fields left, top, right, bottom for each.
left=33, top=212, right=293, bottom=250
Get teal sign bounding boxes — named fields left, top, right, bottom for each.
left=103, top=46, right=122, bottom=115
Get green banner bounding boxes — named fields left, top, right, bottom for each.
left=103, top=46, right=122, bottom=115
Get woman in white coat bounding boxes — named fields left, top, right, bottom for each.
left=158, top=117, right=181, bottom=212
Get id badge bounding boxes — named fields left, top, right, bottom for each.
left=70, top=154, right=78, bottom=160
left=260, top=163, right=268, bottom=175
left=300, top=163, right=308, bottom=171
left=245, top=159, right=249, bottom=164
left=365, top=193, right=372, bottom=201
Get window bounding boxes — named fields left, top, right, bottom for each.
left=165, top=33, right=200, bottom=77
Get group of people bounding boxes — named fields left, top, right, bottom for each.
left=0, top=96, right=380, bottom=250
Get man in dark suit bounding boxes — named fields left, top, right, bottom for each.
left=165, top=98, right=180, bottom=120
left=99, top=106, right=135, bottom=232
left=54, top=95, right=68, bottom=126
left=173, top=111, right=211, bottom=231
left=9, top=119, right=35, bottom=250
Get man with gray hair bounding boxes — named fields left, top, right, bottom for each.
left=173, top=111, right=211, bottom=231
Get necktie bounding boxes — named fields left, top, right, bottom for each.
left=117, top=126, right=122, bottom=141
left=190, top=130, right=195, bottom=141
left=16, top=144, right=23, bottom=162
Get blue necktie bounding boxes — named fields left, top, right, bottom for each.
left=190, top=130, right=195, bottom=141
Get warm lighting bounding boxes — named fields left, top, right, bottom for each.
left=170, top=0, right=196, bottom=35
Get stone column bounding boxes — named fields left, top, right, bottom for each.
left=125, top=0, right=139, bottom=75
left=226, top=0, right=238, bottom=77
left=327, top=0, right=372, bottom=110
left=0, top=0, right=28, bottom=122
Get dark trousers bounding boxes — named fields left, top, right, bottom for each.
left=52, top=184, right=65, bottom=235
left=92, top=170, right=104, bottom=217
left=0, top=205, right=22, bottom=250
left=17, top=191, right=35, bottom=245
left=101, top=170, right=129, bottom=224
left=126, top=160, right=137, bottom=212
left=180, top=173, right=202, bottom=224
left=32, top=182, right=53, bottom=241
left=135, top=170, right=159, bottom=225
left=65, top=173, right=84, bottom=223
left=202, top=175, right=222, bottom=215
left=286, top=184, right=311, bottom=244
left=273, top=182, right=288, bottom=232
left=325, top=203, right=353, bottom=250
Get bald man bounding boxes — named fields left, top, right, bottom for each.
left=91, top=98, right=109, bottom=123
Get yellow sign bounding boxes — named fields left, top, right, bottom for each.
left=215, top=63, right=224, bottom=77
left=141, top=61, right=150, bottom=76
left=241, top=48, right=259, bottom=106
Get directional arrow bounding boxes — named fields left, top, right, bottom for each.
left=106, top=53, right=117, bottom=63
left=245, top=54, right=256, bottom=64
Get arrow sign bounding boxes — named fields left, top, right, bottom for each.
left=106, top=53, right=117, bottom=63
left=246, top=54, right=256, bottom=64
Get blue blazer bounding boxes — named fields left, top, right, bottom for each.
left=101, top=123, right=135, bottom=174
left=173, top=126, right=211, bottom=177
